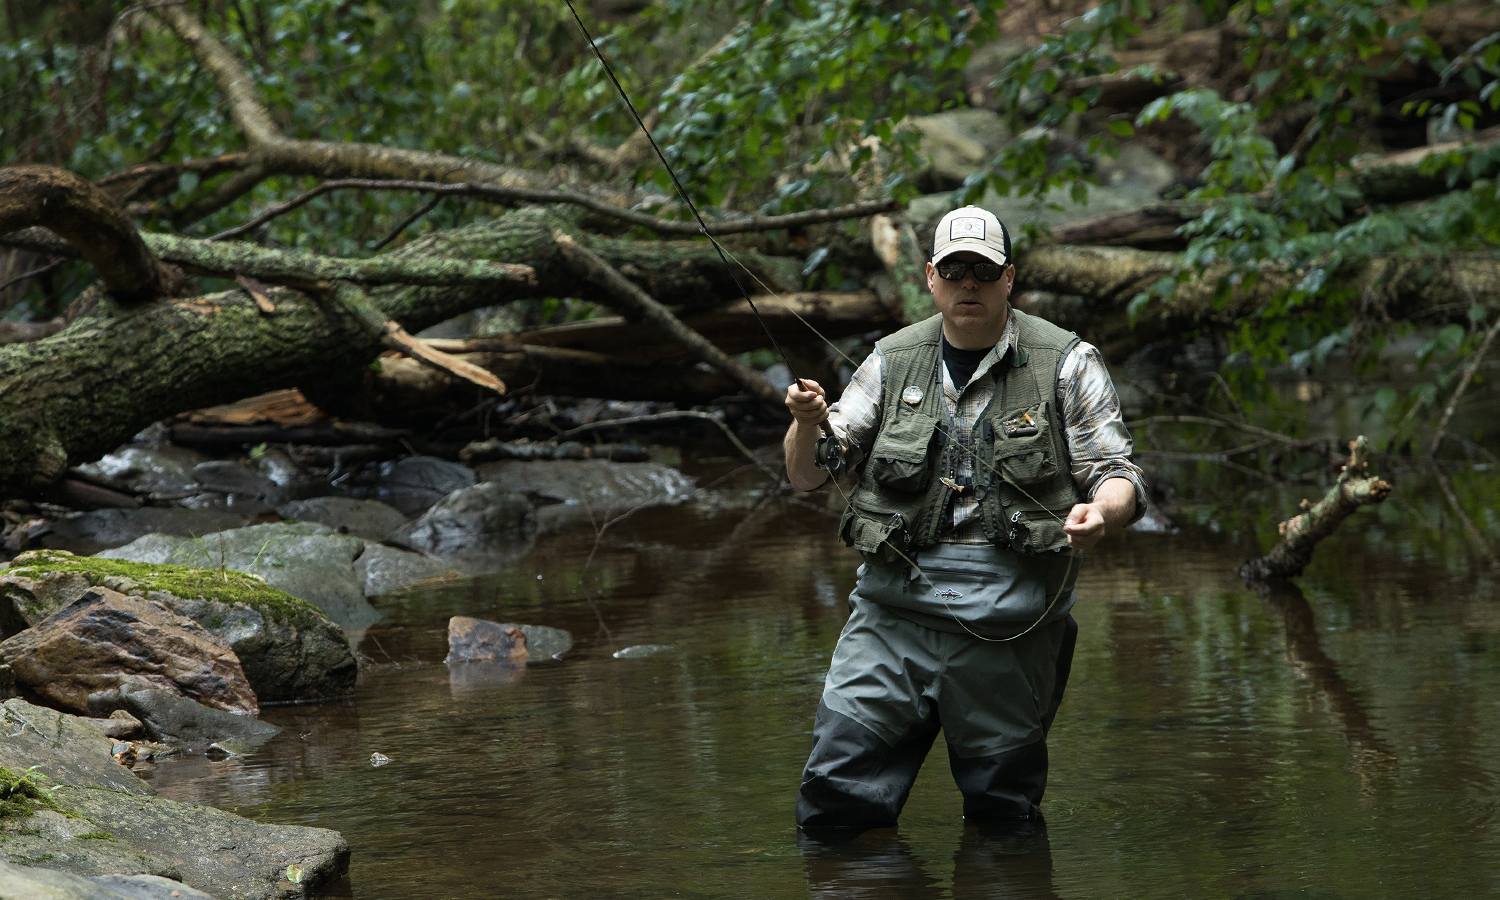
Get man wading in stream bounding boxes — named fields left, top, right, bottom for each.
left=783, top=205, right=1146, bottom=830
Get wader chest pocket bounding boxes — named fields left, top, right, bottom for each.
left=869, top=409, right=938, bottom=493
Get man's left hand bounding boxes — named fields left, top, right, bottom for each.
left=1062, top=502, right=1107, bottom=551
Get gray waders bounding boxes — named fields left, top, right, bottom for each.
left=796, top=549, right=1079, bottom=829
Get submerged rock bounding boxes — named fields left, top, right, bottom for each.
left=612, top=644, right=675, bottom=659
left=0, top=588, right=257, bottom=717
left=476, top=460, right=695, bottom=531
left=98, top=522, right=379, bottom=630
left=390, top=483, right=532, bottom=556
left=276, top=496, right=406, bottom=541
left=444, top=617, right=573, bottom=664
left=375, top=456, right=476, bottom=516
left=0, top=550, right=357, bottom=704
left=0, top=698, right=348, bottom=899
left=445, top=616, right=527, bottom=664
left=88, top=684, right=279, bottom=745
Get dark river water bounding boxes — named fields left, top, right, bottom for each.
left=140, top=466, right=1500, bottom=900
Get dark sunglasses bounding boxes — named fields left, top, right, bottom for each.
left=935, top=260, right=1008, bottom=282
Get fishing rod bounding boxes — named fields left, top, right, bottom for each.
left=559, top=3, right=1087, bottom=640
left=558, top=0, right=836, bottom=441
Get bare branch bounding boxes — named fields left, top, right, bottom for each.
left=207, top=178, right=897, bottom=242
left=554, top=229, right=781, bottom=406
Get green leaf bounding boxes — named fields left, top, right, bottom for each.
left=1108, top=119, right=1134, bottom=137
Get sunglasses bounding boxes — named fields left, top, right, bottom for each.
left=935, top=260, right=1008, bottom=282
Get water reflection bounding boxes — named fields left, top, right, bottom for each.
left=134, top=491, right=1500, bottom=900
left=799, top=823, right=1058, bottom=900
left=1255, top=580, right=1398, bottom=783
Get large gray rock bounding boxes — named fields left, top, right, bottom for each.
left=86, top=685, right=279, bottom=745
left=476, top=460, right=695, bottom=531
left=375, top=456, right=476, bottom=516
left=41, top=509, right=249, bottom=556
left=0, top=589, right=258, bottom=718
left=276, top=497, right=406, bottom=541
left=0, top=551, right=357, bottom=704
left=99, top=523, right=379, bottom=630
left=89, top=873, right=219, bottom=900
left=190, top=462, right=279, bottom=499
left=0, top=699, right=347, bottom=899
left=55, top=787, right=346, bottom=900
left=390, top=483, right=532, bottom=556
left=74, top=448, right=208, bottom=496
left=353, top=544, right=458, bottom=598
left=908, top=108, right=1013, bottom=189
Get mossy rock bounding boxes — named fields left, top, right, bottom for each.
left=0, top=551, right=357, bottom=704
left=1, top=549, right=326, bottom=632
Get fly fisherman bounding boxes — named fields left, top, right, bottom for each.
left=783, top=205, right=1146, bottom=830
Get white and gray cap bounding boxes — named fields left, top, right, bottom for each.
left=931, top=205, right=1011, bottom=267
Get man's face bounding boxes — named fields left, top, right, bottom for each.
left=925, top=250, right=1015, bottom=344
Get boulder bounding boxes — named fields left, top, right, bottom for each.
left=98, top=523, right=379, bottom=630
left=374, top=456, right=476, bottom=516
left=444, top=617, right=573, bottom=664
left=86, top=685, right=279, bottom=745
left=475, top=460, right=694, bottom=531
left=41, top=508, right=249, bottom=556
left=390, top=483, right=532, bottom=556
left=0, top=862, right=219, bottom=900
left=276, top=497, right=406, bottom=541
left=190, top=462, right=279, bottom=499
left=353, top=544, right=458, bottom=598
left=0, top=589, right=258, bottom=717
left=0, top=699, right=347, bottom=899
left=0, top=551, right=357, bottom=704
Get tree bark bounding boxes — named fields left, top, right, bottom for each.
left=0, top=166, right=168, bottom=304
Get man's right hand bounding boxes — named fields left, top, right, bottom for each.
left=786, top=379, right=829, bottom=426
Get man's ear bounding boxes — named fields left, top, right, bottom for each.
left=925, top=261, right=937, bottom=293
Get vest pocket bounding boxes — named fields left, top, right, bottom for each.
left=840, top=506, right=908, bottom=558
left=992, top=401, right=1057, bottom=486
left=869, top=408, right=938, bottom=493
left=1009, top=513, right=1071, bottom=555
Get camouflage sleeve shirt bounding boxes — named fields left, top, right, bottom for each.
left=825, top=310, right=1148, bottom=544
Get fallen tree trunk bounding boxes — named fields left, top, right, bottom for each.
left=1016, top=244, right=1500, bottom=357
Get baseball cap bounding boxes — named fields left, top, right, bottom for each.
left=931, top=206, right=1011, bottom=267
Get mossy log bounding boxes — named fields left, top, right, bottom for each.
left=0, top=206, right=799, bottom=495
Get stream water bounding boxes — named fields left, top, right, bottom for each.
left=139, top=468, right=1500, bottom=900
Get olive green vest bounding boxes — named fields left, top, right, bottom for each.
left=837, top=310, right=1085, bottom=561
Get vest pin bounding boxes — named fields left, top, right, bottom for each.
left=901, top=385, right=923, bottom=405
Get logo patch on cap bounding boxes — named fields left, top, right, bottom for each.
left=949, top=217, right=986, bottom=241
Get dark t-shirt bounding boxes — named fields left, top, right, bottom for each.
left=941, top=335, right=991, bottom=392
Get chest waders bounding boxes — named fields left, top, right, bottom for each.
left=799, top=311, right=1086, bottom=831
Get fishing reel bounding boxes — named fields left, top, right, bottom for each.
left=814, top=433, right=844, bottom=475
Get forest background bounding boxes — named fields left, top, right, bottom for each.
left=2, top=0, right=1500, bottom=570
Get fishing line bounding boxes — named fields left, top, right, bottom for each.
left=560, top=0, right=806, bottom=385
left=562, top=1, right=1087, bottom=640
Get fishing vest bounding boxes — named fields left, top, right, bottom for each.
left=837, top=310, right=1085, bottom=561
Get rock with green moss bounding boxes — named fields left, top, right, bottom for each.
left=96, top=522, right=379, bottom=631
left=0, top=551, right=355, bottom=705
